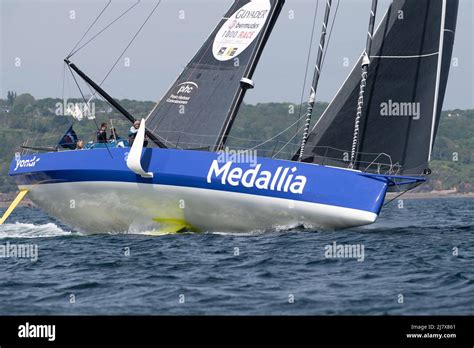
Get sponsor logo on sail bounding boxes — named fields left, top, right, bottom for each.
left=166, top=81, right=199, bottom=105
left=212, top=0, right=271, bottom=61
left=228, top=19, right=238, bottom=29
left=235, top=9, right=269, bottom=19
left=14, top=156, right=40, bottom=171
left=207, top=160, right=307, bottom=194
left=380, top=100, right=420, bottom=120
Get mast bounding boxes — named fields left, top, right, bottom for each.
left=298, top=0, right=332, bottom=162
left=349, top=0, right=378, bottom=168
left=64, top=59, right=167, bottom=148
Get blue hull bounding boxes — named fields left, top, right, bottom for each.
left=7, top=148, right=402, bottom=232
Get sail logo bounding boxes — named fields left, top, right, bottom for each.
left=177, top=81, right=198, bottom=94
left=380, top=100, right=420, bottom=120
left=14, top=156, right=40, bottom=171
left=207, top=160, right=307, bottom=194
left=166, top=81, right=198, bottom=105
left=213, top=0, right=271, bottom=61
left=235, top=9, right=269, bottom=19
left=228, top=20, right=238, bottom=30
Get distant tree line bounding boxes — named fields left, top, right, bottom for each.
left=0, top=94, right=472, bottom=193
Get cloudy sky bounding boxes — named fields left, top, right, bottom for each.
left=1, top=0, right=473, bottom=109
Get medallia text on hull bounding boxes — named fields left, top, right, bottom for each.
left=207, top=160, right=307, bottom=194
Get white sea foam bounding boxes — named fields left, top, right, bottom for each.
left=210, top=231, right=265, bottom=236
left=0, top=222, right=76, bottom=239
left=210, top=224, right=308, bottom=236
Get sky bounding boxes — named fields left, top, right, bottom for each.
left=1, top=0, right=473, bottom=109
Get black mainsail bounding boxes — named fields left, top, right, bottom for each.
left=146, top=0, right=284, bottom=151
left=296, top=0, right=459, bottom=175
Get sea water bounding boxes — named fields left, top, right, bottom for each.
left=0, top=198, right=472, bottom=315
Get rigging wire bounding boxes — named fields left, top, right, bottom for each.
left=98, top=0, right=162, bottom=87
left=67, top=0, right=112, bottom=58
left=248, top=112, right=309, bottom=151
left=75, top=0, right=162, bottom=110
left=320, top=0, right=340, bottom=68
left=66, top=65, right=114, bottom=159
left=61, top=63, right=66, bottom=102
left=349, top=0, right=378, bottom=168
left=272, top=124, right=306, bottom=159
left=297, top=0, right=340, bottom=142
left=66, top=66, right=74, bottom=104
left=65, top=0, right=165, bottom=147
left=383, top=181, right=424, bottom=207
left=265, top=0, right=340, bottom=158
left=68, top=0, right=141, bottom=58
left=64, top=0, right=140, bottom=134
left=298, top=0, right=333, bottom=162
left=292, top=0, right=340, bottom=154
left=284, top=0, right=340, bottom=154
left=293, top=0, right=319, bottom=154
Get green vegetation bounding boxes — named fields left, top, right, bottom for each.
left=0, top=94, right=472, bottom=193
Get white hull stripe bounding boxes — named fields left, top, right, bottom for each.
left=20, top=181, right=379, bottom=232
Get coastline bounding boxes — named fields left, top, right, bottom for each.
left=0, top=192, right=35, bottom=208
left=385, top=191, right=474, bottom=200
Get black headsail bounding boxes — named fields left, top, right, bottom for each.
left=296, top=0, right=459, bottom=175
left=146, top=0, right=284, bottom=151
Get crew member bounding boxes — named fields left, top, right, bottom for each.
left=128, top=120, right=140, bottom=146
left=75, top=140, right=85, bottom=150
left=97, top=123, right=108, bottom=143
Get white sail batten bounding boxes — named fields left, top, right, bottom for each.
left=127, top=119, right=154, bottom=178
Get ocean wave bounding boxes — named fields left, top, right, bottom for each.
left=0, top=222, right=77, bottom=239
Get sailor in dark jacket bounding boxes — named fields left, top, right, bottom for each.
left=97, top=122, right=108, bottom=143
